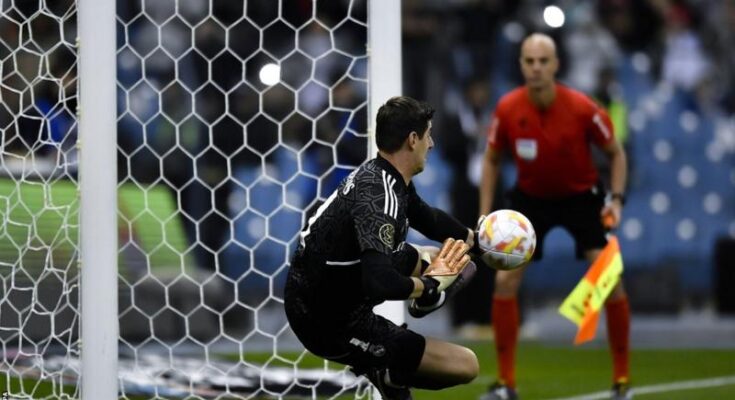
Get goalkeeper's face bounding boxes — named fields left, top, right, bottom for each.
left=413, top=122, right=434, bottom=174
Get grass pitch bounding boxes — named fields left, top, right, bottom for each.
left=3, top=341, right=734, bottom=399
left=415, top=341, right=735, bottom=399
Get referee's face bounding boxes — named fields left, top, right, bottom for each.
left=413, top=121, right=434, bottom=174
left=520, top=37, right=558, bottom=91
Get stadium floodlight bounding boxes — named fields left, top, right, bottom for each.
left=259, top=63, right=281, bottom=86
left=543, top=5, right=565, bottom=28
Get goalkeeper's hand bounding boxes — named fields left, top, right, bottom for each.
left=423, top=238, right=471, bottom=292
left=412, top=244, right=441, bottom=265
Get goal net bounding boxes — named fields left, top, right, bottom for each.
left=0, top=0, right=394, bottom=398
left=0, top=0, right=81, bottom=398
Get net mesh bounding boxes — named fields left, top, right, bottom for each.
left=1, top=0, right=371, bottom=398
left=0, top=0, right=80, bottom=398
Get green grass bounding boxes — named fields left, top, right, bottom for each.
left=0, top=375, right=76, bottom=399
left=0, top=179, right=79, bottom=276
left=0, top=178, right=191, bottom=281
left=414, top=341, right=735, bottom=399
left=118, top=183, right=193, bottom=273
left=6, top=341, right=733, bottom=399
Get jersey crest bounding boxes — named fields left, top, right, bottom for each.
left=379, top=223, right=395, bottom=248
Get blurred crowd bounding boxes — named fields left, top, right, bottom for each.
left=1, top=0, right=370, bottom=308
left=114, top=1, right=368, bottom=278
left=0, top=0, right=77, bottom=167
left=406, top=0, right=734, bottom=114
left=405, top=0, right=734, bottom=194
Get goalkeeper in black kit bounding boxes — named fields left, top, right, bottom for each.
left=285, top=96, right=491, bottom=399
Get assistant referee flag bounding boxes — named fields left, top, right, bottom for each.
left=559, top=236, right=623, bottom=344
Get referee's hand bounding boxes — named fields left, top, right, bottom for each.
left=601, top=202, right=622, bottom=229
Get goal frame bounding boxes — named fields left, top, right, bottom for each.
left=78, top=0, right=118, bottom=399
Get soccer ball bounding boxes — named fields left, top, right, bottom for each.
left=477, top=209, right=536, bottom=271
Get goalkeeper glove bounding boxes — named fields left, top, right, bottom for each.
left=416, top=275, right=441, bottom=306
left=408, top=238, right=473, bottom=319
left=422, top=238, right=471, bottom=291
left=409, top=260, right=476, bottom=318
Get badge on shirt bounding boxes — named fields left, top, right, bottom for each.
left=379, top=223, right=395, bottom=248
left=515, top=139, right=537, bottom=161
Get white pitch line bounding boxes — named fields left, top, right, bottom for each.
left=547, top=375, right=735, bottom=400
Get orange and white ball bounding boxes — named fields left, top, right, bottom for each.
left=477, top=209, right=536, bottom=271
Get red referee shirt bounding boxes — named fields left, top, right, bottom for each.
left=488, top=83, right=615, bottom=198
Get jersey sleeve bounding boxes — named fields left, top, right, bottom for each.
left=406, top=184, right=469, bottom=242
left=586, top=99, right=616, bottom=147
left=350, top=176, right=397, bottom=256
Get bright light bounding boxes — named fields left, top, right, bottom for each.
left=543, top=6, right=565, bottom=28
left=259, top=63, right=280, bottom=85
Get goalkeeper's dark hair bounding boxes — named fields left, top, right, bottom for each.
left=376, top=96, right=435, bottom=153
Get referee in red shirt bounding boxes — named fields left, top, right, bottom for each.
left=479, top=34, right=631, bottom=400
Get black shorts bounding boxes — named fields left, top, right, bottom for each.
left=507, top=185, right=608, bottom=260
left=285, top=294, right=425, bottom=377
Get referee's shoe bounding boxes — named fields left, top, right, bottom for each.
left=479, top=382, right=518, bottom=400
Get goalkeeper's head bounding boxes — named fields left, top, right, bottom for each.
left=376, top=96, right=435, bottom=175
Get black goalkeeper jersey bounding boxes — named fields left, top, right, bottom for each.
left=285, top=155, right=468, bottom=325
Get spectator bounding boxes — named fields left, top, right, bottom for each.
left=659, top=3, right=712, bottom=104
left=440, top=76, right=497, bottom=336
left=562, top=2, right=622, bottom=94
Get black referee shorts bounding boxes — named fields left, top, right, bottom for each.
left=507, top=185, right=608, bottom=260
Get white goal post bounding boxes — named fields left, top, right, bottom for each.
left=78, top=0, right=118, bottom=398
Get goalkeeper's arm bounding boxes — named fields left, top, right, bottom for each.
left=361, top=239, right=472, bottom=305
left=407, top=191, right=476, bottom=249
left=360, top=250, right=439, bottom=302
left=408, top=202, right=471, bottom=242
left=406, top=198, right=491, bottom=265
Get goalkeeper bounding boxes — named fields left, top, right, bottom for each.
left=285, top=96, right=483, bottom=399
